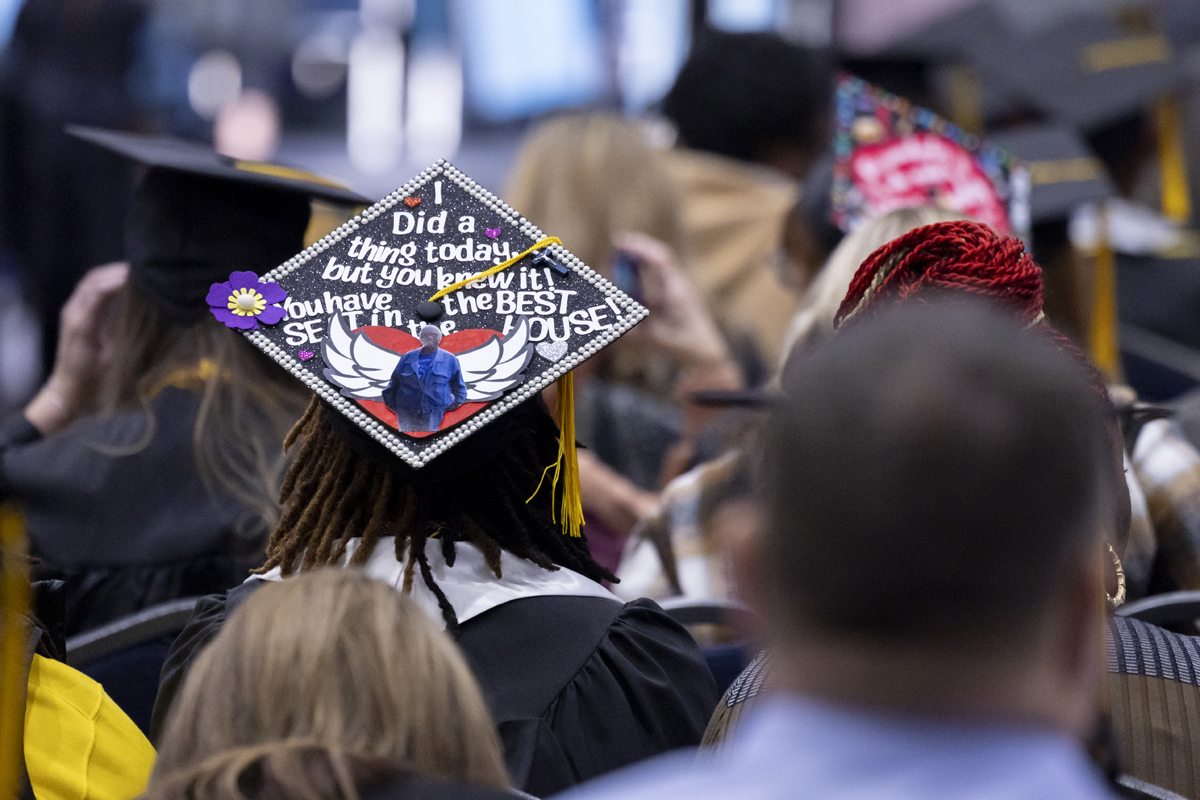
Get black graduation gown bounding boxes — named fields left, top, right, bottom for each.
left=152, top=582, right=719, bottom=797
left=0, top=387, right=267, bottom=635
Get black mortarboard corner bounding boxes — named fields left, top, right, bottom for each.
left=970, top=12, right=1185, bottom=132
left=67, top=125, right=370, bottom=324
left=229, top=160, right=648, bottom=535
left=987, top=124, right=1116, bottom=224
left=855, top=1, right=1017, bottom=126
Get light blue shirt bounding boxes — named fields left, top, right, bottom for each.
left=555, top=694, right=1117, bottom=800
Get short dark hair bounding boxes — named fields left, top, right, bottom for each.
left=662, top=31, right=831, bottom=163
left=763, top=302, right=1113, bottom=646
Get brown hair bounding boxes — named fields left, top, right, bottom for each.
left=145, top=569, right=510, bottom=800
left=93, top=283, right=310, bottom=533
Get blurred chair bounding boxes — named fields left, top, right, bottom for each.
left=1117, top=774, right=1189, bottom=800
left=1115, top=590, right=1200, bottom=629
left=657, top=597, right=748, bottom=627
left=66, top=596, right=201, bottom=735
left=659, top=597, right=752, bottom=695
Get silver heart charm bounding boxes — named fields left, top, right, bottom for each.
left=536, top=340, right=568, bottom=362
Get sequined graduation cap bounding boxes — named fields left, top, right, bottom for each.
left=832, top=73, right=1030, bottom=241
left=222, top=159, right=648, bottom=532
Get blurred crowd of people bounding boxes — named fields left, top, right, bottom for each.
left=10, top=1, right=1200, bottom=800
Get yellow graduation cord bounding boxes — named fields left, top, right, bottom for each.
left=1090, top=206, right=1121, bottom=381
left=1158, top=95, right=1192, bottom=224
left=0, top=503, right=29, bottom=799
left=424, top=236, right=584, bottom=538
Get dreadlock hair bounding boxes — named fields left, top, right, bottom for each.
left=258, top=395, right=616, bottom=631
left=834, top=220, right=1111, bottom=402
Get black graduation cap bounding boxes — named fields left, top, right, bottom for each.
left=226, top=159, right=648, bottom=470
left=884, top=1, right=1011, bottom=63
left=986, top=124, right=1116, bottom=223
left=862, top=1, right=1018, bottom=125
left=971, top=11, right=1185, bottom=131
left=67, top=125, right=370, bottom=205
left=68, top=126, right=371, bottom=324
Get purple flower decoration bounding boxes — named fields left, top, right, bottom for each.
left=206, top=271, right=287, bottom=330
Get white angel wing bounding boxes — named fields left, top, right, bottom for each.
left=456, top=318, right=534, bottom=402
left=321, top=314, right=400, bottom=401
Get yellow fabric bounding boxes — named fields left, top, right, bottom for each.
left=24, top=655, right=155, bottom=800
left=1089, top=224, right=1121, bottom=382
left=1, top=503, right=30, bottom=798
left=662, top=150, right=801, bottom=364
left=1158, top=95, right=1192, bottom=224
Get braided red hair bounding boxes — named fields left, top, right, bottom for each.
left=834, top=220, right=1109, bottom=401
left=836, top=220, right=1044, bottom=327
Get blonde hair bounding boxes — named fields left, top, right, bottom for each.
left=145, top=570, right=510, bottom=800
left=506, top=113, right=685, bottom=272
left=777, top=206, right=969, bottom=367
left=507, top=115, right=687, bottom=391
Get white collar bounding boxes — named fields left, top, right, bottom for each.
left=253, top=537, right=620, bottom=629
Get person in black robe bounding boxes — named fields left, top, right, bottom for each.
left=0, top=0, right=146, bottom=376
left=152, top=396, right=720, bottom=797
left=0, top=129, right=368, bottom=635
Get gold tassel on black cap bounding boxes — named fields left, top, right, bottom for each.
left=528, top=372, right=585, bottom=538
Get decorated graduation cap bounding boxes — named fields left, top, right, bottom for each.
left=832, top=73, right=1029, bottom=239
left=987, top=124, right=1116, bottom=224
left=68, top=125, right=370, bottom=324
left=222, top=160, right=648, bottom=535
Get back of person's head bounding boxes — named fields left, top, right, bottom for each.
left=146, top=569, right=510, bottom=800
left=662, top=31, right=830, bottom=171
left=259, top=396, right=614, bottom=630
left=829, top=220, right=1131, bottom=557
left=764, top=302, right=1115, bottom=650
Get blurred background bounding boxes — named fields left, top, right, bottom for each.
left=2, top=0, right=1200, bottom=413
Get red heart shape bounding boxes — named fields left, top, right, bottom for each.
left=352, top=326, right=499, bottom=439
left=404, top=197, right=421, bottom=208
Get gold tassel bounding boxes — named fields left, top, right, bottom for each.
left=527, top=373, right=585, bottom=537
left=1158, top=94, right=1192, bottom=224
left=1090, top=206, right=1121, bottom=381
left=0, top=504, right=29, bottom=800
